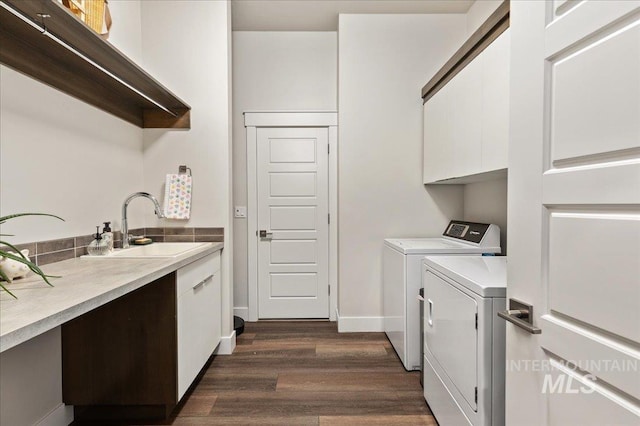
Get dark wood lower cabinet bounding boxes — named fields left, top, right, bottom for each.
left=62, top=273, right=178, bottom=421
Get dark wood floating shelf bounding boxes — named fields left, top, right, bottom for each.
left=422, top=0, right=510, bottom=102
left=0, top=0, right=190, bottom=128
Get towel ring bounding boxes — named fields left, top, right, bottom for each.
left=178, top=165, right=192, bottom=176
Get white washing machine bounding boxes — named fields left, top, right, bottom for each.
left=422, top=256, right=507, bottom=426
left=383, top=221, right=501, bottom=371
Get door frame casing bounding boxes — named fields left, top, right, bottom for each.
left=245, top=111, right=338, bottom=322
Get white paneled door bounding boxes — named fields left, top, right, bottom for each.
left=508, top=1, right=640, bottom=425
left=257, top=127, right=329, bottom=318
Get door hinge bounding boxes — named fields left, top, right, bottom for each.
left=475, top=387, right=478, bottom=404
left=475, top=313, right=478, bottom=330
left=328, top=143, right=330, bottom=154
left=328, top=286, right=330, bottom=295
left=328, top=213, right=330, bottom=224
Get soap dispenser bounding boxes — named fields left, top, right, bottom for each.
left=102, top=221, right=114, bottom=253
left=87, top=226, right=109, bottom=256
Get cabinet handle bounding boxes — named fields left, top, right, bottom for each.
left=427, top=299, right=433, bottom=327
left=192, top=274, right=214, bottom=290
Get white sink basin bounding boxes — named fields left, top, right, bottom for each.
left=83, top=243, right=209, bottom=259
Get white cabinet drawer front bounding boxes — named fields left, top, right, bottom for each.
left=177, top=252, right=220, bottom=296
left=177, top=286, right=205, bottom=399
left=202, top=273, right=222, bottom=359
left=176, top=252, right=223, bottom=401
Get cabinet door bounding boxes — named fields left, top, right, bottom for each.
left=423, top=30, right=510, bottom=183
left=177, top=279, right=207, bottom=400
left=481, top=29, right=510, bottom=172
left=423, top=86, right=449, bottom=183
left=423, top=55, right=483, bottom=183
left=451, top=56, right=483, bottom=178
left=176, top=252, right=220, bottom=400
left=201, top=272, right=222, bottom=362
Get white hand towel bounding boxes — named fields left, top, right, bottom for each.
left=163, top=174, right=192, bottom=220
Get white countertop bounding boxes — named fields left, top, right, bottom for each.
left=0, top=242, right=223, bottom=353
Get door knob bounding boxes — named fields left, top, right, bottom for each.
left=259, top=230, right=273, bottom=239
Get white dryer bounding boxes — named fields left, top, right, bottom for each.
left=422, top=256, right=507, bottom=426
left=383, top=221, right=501, bottom=371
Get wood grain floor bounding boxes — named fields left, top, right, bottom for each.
left=161, top=321, right=435, bottom=425
left=75, top=321, right=435, bottom=425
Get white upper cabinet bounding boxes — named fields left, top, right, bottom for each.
left=423, top=81, right=450, bottom=182
left=453, top=56, right=484, bottom=179
left=481, top=29, right=510, bottom=173
left=423, top=29, right=511, bottom=184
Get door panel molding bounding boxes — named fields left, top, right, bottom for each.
left=245, top=111, right=338, bottom=322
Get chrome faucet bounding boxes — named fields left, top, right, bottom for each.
left=121, top=192, right=165, bottom=249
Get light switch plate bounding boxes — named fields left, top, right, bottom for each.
left=234, top=206, right=247, bottom=218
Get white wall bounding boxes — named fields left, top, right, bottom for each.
left=338, top=14, right=466, bottom=325
left=0, top=0, right=145, bottom=243
left=107, top=0, right=143, bottom=64
left=466, top=0, right=503, bottom=37
left=231, top=31, right=337, bottom=318
left=0, top=4, right=144, bottom=424
left=1, top=2, right=233, bottom=423
left=463, top=178, right=508, bottom=253
left=140, top=0, right=234, bottom=338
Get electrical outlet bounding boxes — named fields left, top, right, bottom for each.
left=234, top=206, right=247, bottom=218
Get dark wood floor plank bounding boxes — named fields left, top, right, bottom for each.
left=319, top=415, right=437, bottom=425
left=276, top=372, right=421, bottom=392
left=174, top=394, right=217, bottom=417
left=208, top=391, right=429, bottom=417
left=166, top=416, right=319, bottom=425
left=207, top=357, right=406, bottom=374
left=142, top=321, right=432, bottom=426
left=198, top=372, right=278, bottom=392
left=316, top=343, right=389, bottom=357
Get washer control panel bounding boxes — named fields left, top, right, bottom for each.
left=443, top=221, right=492, bottom=244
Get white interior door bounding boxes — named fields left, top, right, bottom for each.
left=257, top=127, right=329, bottom=318
left=507, top=1, right=640, bottom=425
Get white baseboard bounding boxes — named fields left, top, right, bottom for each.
left=336, top=310, right=384, bottom=333
left=37, top=403, right=73, bottom=426
left=233, top=307, right=249, bottom=321
left=215, top=330, right=236, bottom=355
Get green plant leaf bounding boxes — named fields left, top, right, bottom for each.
left=0, top=213, right=64, bottom=297
left=0, top=269, right=17, bottom=299
left=0, top=250, right=58, bottom=287
left=0, top=213, right=65, bottom=224
left=0, top=240, right=29, bottom=258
